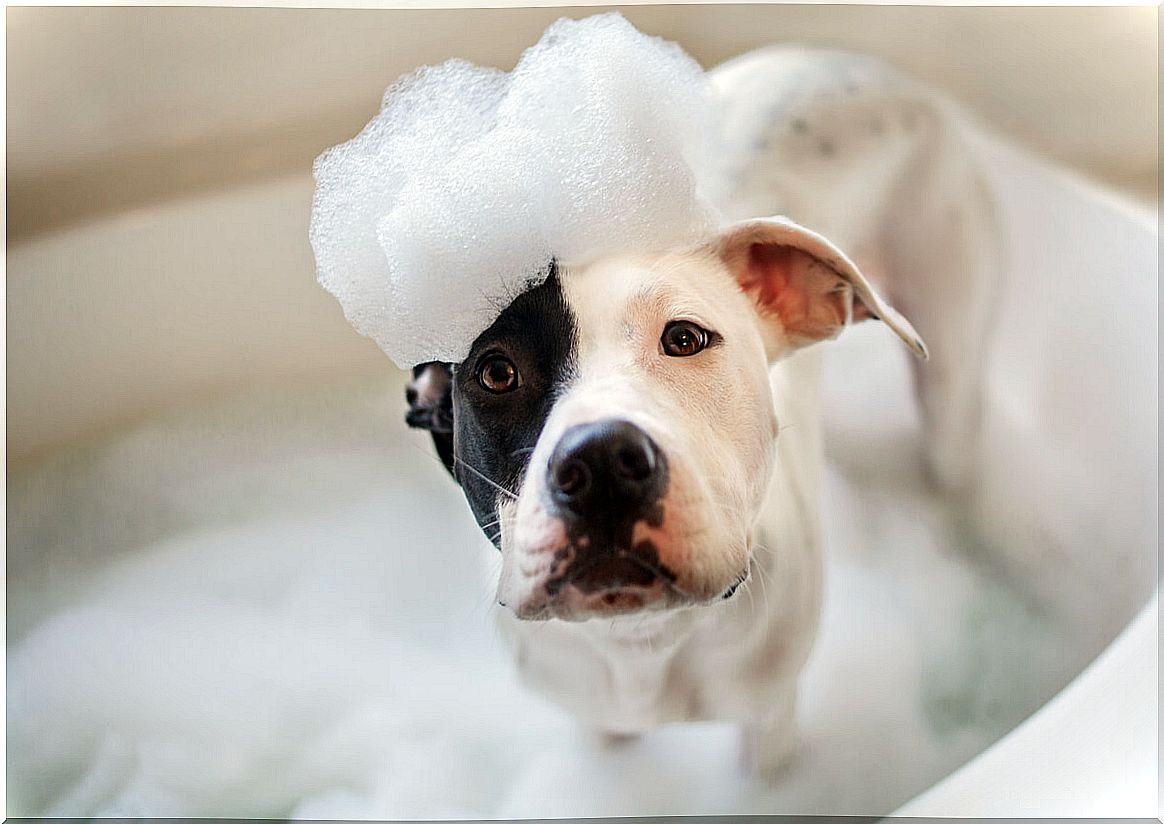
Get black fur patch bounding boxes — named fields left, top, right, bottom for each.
left=448, top=266, right=578, bottom=544
left=405, top=362, right=455, bottom=473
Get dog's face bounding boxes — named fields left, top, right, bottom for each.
left=407, top=218, right=923, bottom=621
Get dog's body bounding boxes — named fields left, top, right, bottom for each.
left=406, top=46, right=1000, bottom=773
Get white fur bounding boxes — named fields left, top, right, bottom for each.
left=491, top=46, right=999, bottom=775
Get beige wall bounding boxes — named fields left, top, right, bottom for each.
left=6, top=5, right=1160, bottom=463
left=7, top=5, right=1159, bottom=239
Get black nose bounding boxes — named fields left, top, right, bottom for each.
left=548, top=419, right=668, bottom=519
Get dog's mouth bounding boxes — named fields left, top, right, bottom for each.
left=548, top=546, right=678, bottom=596
left=721, top=567, right=751, bottom=600
left=511, top=542, right=750, bottom=621
left=515, top=578, right=685, bottom=621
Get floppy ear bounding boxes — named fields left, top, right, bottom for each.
left=718, top=217, right=927, bottom=362
left=406, top=362, right=456, bottom=478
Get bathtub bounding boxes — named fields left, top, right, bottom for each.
left=6, top=128, right=1157, bottom=816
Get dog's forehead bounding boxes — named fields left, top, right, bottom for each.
left=559, top=249, right=734, bottom=341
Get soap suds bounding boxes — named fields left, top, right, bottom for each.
left=310, top=14, right=722, bottom=367
left=2, top=369, right=1086, bottom=818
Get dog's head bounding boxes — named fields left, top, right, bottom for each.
left=406, top=217, right=924, bottom=621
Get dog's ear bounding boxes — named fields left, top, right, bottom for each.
left=406, top=362, right=456, bottom=478
left=718, top=217, right=927, bottom=362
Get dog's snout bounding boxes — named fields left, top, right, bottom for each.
left=548, top=419, right=667, bottom=518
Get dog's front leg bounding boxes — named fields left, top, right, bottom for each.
left=742, top=686, right=800, bottom=777
left=881, top=119, right=1004, bottom=493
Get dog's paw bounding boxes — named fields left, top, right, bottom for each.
left=753, top=731, right=800, bottom=778
left=742, top=723, right=799, bottom=778
left=600, top=730, right=642, bottom=748
left=581, top=727, right=642, bottom=750
left=741, top=693, right=801, bottom=779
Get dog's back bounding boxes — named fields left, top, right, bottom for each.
left=709, top=46, right=1004, bottom=491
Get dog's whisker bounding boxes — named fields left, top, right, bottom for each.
left=752, top=555, right=774, bottom=636
left=406, top=438, right=456, bottom=472
left=452, top=454, right=520, bottom=500
left=742, top=573, right=757, bottom=617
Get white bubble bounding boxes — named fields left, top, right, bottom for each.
left=310, top=13, right=723, bottom=368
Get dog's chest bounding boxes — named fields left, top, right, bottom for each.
left=496, top=611, right=698, bottom=731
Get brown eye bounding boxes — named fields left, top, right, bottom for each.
left=661, top=321, right=712, bottom=357
left=477, top=354, right=520, bottom=393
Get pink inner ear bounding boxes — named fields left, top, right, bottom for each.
left=851, top=301, right=876, bottom=322
left=740, top=242, right=851, bottom=344
left=741, top=243, right=797, bottom=310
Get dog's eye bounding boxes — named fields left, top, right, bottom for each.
left=477, top=354, right=520, bottom=393
left=661, top=321, right=711, bottom=357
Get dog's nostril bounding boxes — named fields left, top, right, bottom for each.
left=553, top=458, right=591, bottom=497
left=614, top=445, right=653, bottom=482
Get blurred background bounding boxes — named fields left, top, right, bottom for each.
left=6, top=4, right=1159, bottom=466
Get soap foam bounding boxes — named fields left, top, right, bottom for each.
left=310, top=13, right=722, bottom=368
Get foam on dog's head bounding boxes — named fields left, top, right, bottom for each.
left=309, top=13, right=722, bottom=368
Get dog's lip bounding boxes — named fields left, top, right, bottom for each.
left=720, top=567, right=751, bottom=600
left=510, top=559, right=741, bottom=622
left=508, top=578, right=740, bottom=621
left=554, top=549, right=690, bottom=599
left=522, top=580, right=685, bottom=622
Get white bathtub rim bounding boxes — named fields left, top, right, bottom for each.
left=892, top=588, right=1159, bottom=817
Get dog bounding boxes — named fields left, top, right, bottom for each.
left=404, top=46, right=1000, bottom=774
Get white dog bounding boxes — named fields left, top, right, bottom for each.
left=405, top=46, right=1000, bottom=774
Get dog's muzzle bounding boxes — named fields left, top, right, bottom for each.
left=542, top=419, right=674, bottom=600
